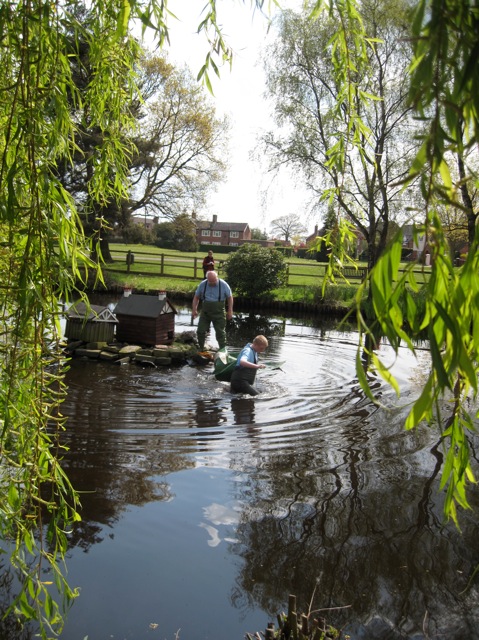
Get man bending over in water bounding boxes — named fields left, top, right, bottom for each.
left=230, top=335, right=268, bottom=396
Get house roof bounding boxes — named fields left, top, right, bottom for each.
left=114, top=294, right=177, bottom=319
left=66, top=301, right=118, bottom=323
left=195, top=220, right=250, bottom=232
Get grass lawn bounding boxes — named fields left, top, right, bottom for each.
left=100, top=243, right=432, bottom=310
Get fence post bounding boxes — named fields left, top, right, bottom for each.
left=160, top=253, right=164, bottom=275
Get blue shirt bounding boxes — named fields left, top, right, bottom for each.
left=195, top=279, right=232, bottom=302
left=235, top=343, right=257, bottom=368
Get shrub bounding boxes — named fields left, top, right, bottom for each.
left=224, top=244, right=287, bottom=297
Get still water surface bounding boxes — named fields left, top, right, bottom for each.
left=57, top=299, right=479, bottom=640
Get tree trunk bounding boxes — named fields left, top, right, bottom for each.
left=457, top=152, right=477, bottom=245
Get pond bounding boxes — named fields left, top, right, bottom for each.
left=55, top=298, right=479, bottom=640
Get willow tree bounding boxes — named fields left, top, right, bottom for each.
left=358, top=0, right=479, bottom=526
left=0, top=0, right=246, bottom=636
left=0, top=3, right=142, bottom=637
left=303, top=0, right=479, bottom=526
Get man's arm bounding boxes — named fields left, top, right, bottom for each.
left=226, top=295, right=233, bottom=320
left=239, top=348, right=264, bottom=369
left=192, top=294, right=200, bottom=319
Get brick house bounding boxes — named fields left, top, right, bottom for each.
left=402, top=224, right=428, bottom=260
left=131, top=215, right=159, bottom=231
left=195, top=214, right=252, bottom=247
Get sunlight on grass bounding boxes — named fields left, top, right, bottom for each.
left=98, top=243, right=417, bottom=311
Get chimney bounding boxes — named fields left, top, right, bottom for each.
left=123, top=287, right=132, bottom=297
left=158, top=291, right=166, bottom=301
left=212, top=214, right=218, bottom=224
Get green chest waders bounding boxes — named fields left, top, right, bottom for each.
left=230, top=366, right=259, bottom=396
left=197, top=281, right=227, bottom=350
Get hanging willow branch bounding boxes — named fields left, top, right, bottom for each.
left=0, top=0, right=139, bottom=635
left=309, top=0, right=479, bottom=526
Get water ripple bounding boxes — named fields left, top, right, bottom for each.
left=62, top=325, right=429, bottom=462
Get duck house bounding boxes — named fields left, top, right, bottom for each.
left=114, top=291, right=177, bottom=346
left=65, top=301, right=118, bottom=343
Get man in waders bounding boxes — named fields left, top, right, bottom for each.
left=192, top=270, right=233, bottom=351
left=230, top=335, right=268, bottom=396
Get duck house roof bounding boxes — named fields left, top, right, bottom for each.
left=114, top=294, right=177, bottom=319
left=66, top=301, right=118, bottom=323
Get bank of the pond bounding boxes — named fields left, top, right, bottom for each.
left=67, top=283, right=352, bottom=366
left=64, top=331, right=202, bottom=366
left=88, top=284, right=353, bottom=318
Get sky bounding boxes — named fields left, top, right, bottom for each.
left=140, top=1, right=316, bottom=236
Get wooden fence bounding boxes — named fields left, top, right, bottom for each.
left=106, top=248, right=368, bottom=286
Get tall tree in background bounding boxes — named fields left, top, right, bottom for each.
left=454, top=126, right=479, bottom=245
left=154, top=212, right=198, bottom=251
left=251, top=227, right=268, bottom=240
left=433, top=139, right=479, bottom=258
left=56, top=10, right=228, bottom=261
left=53, top=2, right=140, bottom=262
left=270, top=213, right=307, bottom=242
left=126, top=56, right=228, bottom=231
left=264, top=0, right=418, bottom=274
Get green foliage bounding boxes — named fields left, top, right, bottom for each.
left=154, top=214, right=198, bottom=251
left=305, top=0, right=479, bottom=526
left=251, top=227, right=268, bottom=240
left=225, top=244, right=287, bottom=297
left=122, top=221, right=156, bottom=245
left=311, top=218, right=361, bottom=293
left=356, top=223, right=479, bottom=526
left=0, top=1, right=271, bottom=635
left=0, top=0, right=142, bottom=636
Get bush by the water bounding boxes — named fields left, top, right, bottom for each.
left=225, top=244, right=288, bottom=297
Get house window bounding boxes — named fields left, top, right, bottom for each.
left=230, top=231, right=239, bottom=238
left=201, top=230, right=211, bottom=237
left=213, top=230, right=221, bottom=237
left=230, top=242, right=239, bottom=246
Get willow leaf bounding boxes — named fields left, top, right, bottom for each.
left=404, top=376, right=433, bottom=430
left=371, top=353, right=400, bottom=397
left=355, top=348, right=377, bottom=403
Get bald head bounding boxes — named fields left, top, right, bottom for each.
left=207, top=271, right=218, bottom=285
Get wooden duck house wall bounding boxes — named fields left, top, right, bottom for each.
left=65, top=302, right=118, bottom=343
left=114, top=294, right=177, bottom=346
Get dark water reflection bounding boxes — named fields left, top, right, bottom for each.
left=56, top=299, right=479, bottom=640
